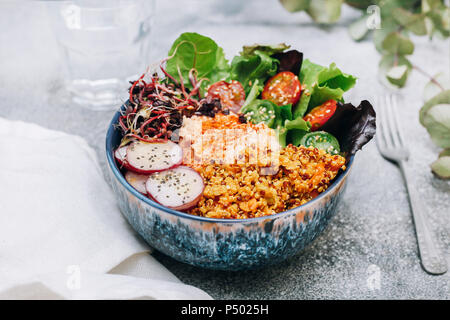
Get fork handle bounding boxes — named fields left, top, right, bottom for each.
left=399, top=161, right=447, bottom=275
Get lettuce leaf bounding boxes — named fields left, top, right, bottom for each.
left=310, top=63, right=357, bottom=106
left=293, top=59, right=326, bottom=118
left=231, top=44, right=303, bottom=98
left=272, top=103, right=310, bottom=148
left=230, top=50, right=279, bottom=95
left=241, top=79, right=264, bottom=109
left=293, top=59, right=357, bottom=118
left=241, top=43, right=290, bottom=57
left=285, top=118, right=311, bottom=147
left=166, top=32, right=230, bottom=91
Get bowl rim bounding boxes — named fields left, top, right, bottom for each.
left=106, top=104, right=355, bottom=224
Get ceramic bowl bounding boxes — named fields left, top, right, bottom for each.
left=105, top=103, right=354, bottom=270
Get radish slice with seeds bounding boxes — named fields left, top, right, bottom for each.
left=126, top=140, right=182, bottom=174
left=114, top=146, right=133, bottom=169
left=124, top=171, right=149, bottom=194
left=145, top=166, right=204, bottom=211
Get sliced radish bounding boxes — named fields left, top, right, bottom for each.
left=145, top=166, right=204, bottom=211
left=126, top=140, right=182, bottom=174
left=124, top=171, right=149, bottom=194
left=114, top=146, right=133, bottom=169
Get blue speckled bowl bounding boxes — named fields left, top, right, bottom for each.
left=105, top=103, right=354, bottom=270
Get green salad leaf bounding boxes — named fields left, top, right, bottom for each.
left=293, top=59, right=325, bottom=118
left=294, top=59, right=357, bottom=118
left=166, top=32, right=230, bottom=91
left=285, top=118, right=311, bottom=147
left=278, top=102, right=294, bottom=124
left=275, top=104, right=310, bottom=147
left=230, top=49, right=280, bottom=95
left=242, top=79, right=264, bottom=109
left=241, top=43, right=290, bottom=57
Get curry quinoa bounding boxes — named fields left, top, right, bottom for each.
left=188, top=145, right=346, bottom=219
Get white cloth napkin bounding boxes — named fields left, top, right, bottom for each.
left=0, top=117, right=211, bottom=300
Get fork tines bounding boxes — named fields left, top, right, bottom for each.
left=376, top=94, right=407, bottom=152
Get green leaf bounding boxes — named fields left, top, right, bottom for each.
left=285, top=117, right=310, bottom=131
left=378, top=53, right=412, bottom=88
left=275, top=126, right=288, bottom=148
left=422, top=103, right=450, bottom=148
left=345, top=0, right=375, bottom=10
left=373, top=17, right=398, bottom=52
left=273, top=104, right=294, bottom=146
left=275, top=106, right=295, bottom=147
left=419, top=89, right=450, bottom=125
left=166, top=32, right=230, bottom=91
left=293, top=59, right=356, bottom=117
left=293, top=59, right=326, bottom=118
left=288, top=130, right=308, bottom=146
left=423, top=73, right=450, bottom=102
left=439, top=149, right=450, bottom=158
left=318, top=63, right=357, bottom=91
left=306, top=0, right=343, bottom=24
left=382, top=32, right=415, bottom=55
left=386, top=65, right=409, bottom=87
left=230, top=50, right=279, bottom=95
left=278, top=0, right=310, bottom=12
left=392, top=7, right=427, bottom=35
left=309, top=86, right=345, bottom=107
left=380, top=0, right=419, bottom=18
left=242, top=79, right=264, bottom=109
left=278, top=103, right=294, bottom=122
left=426, top=9, right=450, bottom=37
left=311, top=64, right=357, bottom=107
left=431, top=156, right=450, bottom=179
left=442, top=7, right=450, bottom=33
left=349, top=13, right=371, bottom=41
left=285, top=118, right=311, bottom=146
left=422, top=0, right=442, bottom=11
left=422, top=0, right=450, bottom=37
left=241, top=43, right=290, bottom=57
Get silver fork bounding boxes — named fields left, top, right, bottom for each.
left=376, top=94, right=447, bottom=275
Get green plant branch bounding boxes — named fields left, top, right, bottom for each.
left=413, top=64, right=446, bottom=91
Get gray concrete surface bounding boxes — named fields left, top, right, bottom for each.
left=1, top=0, right=449, bottom=299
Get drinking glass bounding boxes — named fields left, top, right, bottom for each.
left=47, top=0, right=154, bottom=110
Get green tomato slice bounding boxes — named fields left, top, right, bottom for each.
left=299, top=131, right=341, bottom=155
left=241, top=100, right=277, bottom=128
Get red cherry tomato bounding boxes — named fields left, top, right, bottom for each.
left=207, top=80, right=246, bottom=114
left=303, top=100, right=337, bottom=131
left=261, top=71, right=301, bottom=106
